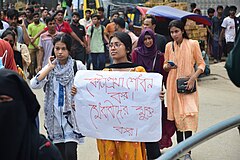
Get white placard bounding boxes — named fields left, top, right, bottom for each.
left=74, top=70, right=162, bottom=142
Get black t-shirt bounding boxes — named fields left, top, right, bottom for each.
left=155, top=33, right=167, bottom=53
left=70, top=23, right=86, bottom=50
left=100, top=18, right=110, bottom=27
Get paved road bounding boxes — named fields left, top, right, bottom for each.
left=33, top=62, right=240, bottom=160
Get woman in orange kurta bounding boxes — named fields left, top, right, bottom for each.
left=163, top=20, right=205, bottom=160
left=97, top=32, right=146, bottom=160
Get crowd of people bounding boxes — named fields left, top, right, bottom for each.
left=0, top=2, right=239, bottom=160
left=190, top=3, right=239, bottom=64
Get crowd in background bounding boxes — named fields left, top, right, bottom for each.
left=0, top=1, right=239, bottom=160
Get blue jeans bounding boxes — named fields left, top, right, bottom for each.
left=91, top=53, right=106, bottom=70
left=86, top=54, right=92, bottom=70
left=212, top=40, right=223, bottom=61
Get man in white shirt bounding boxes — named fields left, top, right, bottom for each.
left=220, top=5, right=239, bottom=56
left=79, top=9, right=92, bottom=29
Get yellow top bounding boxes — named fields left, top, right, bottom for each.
left=97, top=65, right=146, bottom=160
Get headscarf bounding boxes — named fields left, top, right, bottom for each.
left=134, top=28, right=160, bottom=72
left=0, top=69, right=63, bottom=160
left=44, top=56, right=78, bottom=140
left=0, top=39, right=18, bottom=72
left=136, top=28, right=157, bottom=58
left=133, top=29, right=168, bottom=84
left=0, top=69, right=40, bottom=160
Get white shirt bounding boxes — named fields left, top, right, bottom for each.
left=72, top=0, right=83, bottom=10
left=79, top=18, right=92, bottom=29
left=221, top=16, right=237, bottom=43
left=0, top=20, right=9, bottom=37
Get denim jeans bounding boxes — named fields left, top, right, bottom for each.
left=91, top=53, right=106, bottom=70
left=86, top=54, right=92, bottom=70
left=212, top=40, right=223, bottom=61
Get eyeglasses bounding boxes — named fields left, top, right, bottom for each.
left=109, top=42, right=123, bottom=48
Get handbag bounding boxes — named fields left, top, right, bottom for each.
left=177, top=78, right=196, bottom=94
left=171, top=41, right=196, bottom=93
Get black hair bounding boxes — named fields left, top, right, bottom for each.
left=6, top=26, right=18, bottom=36
left=85, top=9, right=91, bottom=14
left=229, top=5, right=237, bottom=12
left=1, top=29, right=16, bottom=46
left=190, top=3, right=197, bottom=9
left=217, top=5, right=224, bottom=11
left=19, top=12, right=27, bottom=17
left=168, top=20, right=189, bottom=39
left=45, top=16, right=55, bottom=25
left=41, top=8, right=48, bottom=13
left=32, top=12, right=39, bottom=17
left=26, top=7, right=34, bottom=13
left=145, top=15, right=157, bottom=25
left=3, top=10, right=7, bottom=16
left=53, top=33, right=72, bottom=52
left=207, top=8, right=215, bottom=14
left=113, top=17, right=125, bottom=29
left=72, top=12, right=80, bottom=18
left=6, top=9, right=19, bottom=19
left=97, top=7, right=104, bottom=12
left=91, top=13, right=100, bottom=20
left=109, top=32, right=132, bottom=61
left=55, top=10, right=64, bottom=15
left=111, top=12, right=119, bottom=18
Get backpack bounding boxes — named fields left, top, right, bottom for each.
left=90, top=25, right=105, bottom=43
left=73, top=60, right=77, bottom=75
left=90, top=25, right=107, bottom=52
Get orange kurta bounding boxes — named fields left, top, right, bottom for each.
left=164, top=39, right=205, bottom=132
left=97, top=66, right=147, bottom=160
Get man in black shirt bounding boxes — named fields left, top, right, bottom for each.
left=98, top=7, right=110, bottom=27
left=70, top=12, right=87, bottom=63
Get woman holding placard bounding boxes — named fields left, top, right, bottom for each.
left=97, top=32, right=147, bottom=160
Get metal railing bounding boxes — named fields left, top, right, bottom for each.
left=159, top=114, right=240, bottom=160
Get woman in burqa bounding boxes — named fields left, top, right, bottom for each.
left=0, top=69, right=62, bottom=160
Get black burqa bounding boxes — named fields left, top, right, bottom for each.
left=0, top=69, right=63, bottom=160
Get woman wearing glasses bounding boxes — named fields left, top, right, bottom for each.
left=96, top=32, right=147, bottom=160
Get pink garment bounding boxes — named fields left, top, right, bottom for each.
left=164, top=39, right=205, bottom=132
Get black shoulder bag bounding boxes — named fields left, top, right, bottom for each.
left=172, top=41, right=196, bottom=94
